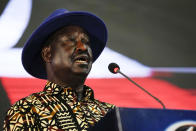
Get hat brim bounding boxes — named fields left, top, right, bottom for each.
left=22, top=11, right=107, bottom=79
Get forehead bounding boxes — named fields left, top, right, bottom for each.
left=44, top=25, right=89, bottom=47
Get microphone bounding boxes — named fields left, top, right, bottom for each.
left=108, top=63, right=166, bottom=109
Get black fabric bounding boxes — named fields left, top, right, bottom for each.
left=88, top=108, right=119, bottom=131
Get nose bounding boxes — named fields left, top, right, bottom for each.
left=76, top=40, right=87, bottom=52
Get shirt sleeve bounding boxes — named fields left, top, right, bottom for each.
left=3, top=108, right=24, bottom=130
left=3, top=100, right=36, bottom=131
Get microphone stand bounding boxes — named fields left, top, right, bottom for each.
left=117, top=69, right=166, bottom=109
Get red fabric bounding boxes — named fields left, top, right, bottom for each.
left=1, top=77, right=196, bottom=110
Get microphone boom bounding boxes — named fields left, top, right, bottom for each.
left=108, top=63, right=166, bottom=109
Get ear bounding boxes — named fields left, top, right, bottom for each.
left=41, top=45, right=52, bottom=63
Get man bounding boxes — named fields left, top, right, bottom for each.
left=3, top=9, right=118, bottom=130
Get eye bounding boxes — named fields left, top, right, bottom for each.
left=69, top=37, right=75, bottom=42
left=81, top=38, right=90, bottom=45
left=60, top=40, right=74, bottom=47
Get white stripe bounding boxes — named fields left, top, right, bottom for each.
left=0, top=0, right=32, bottom=49
left=88, top=47, right=152, bottom=78
left=152, top=67, right=196, bottom=73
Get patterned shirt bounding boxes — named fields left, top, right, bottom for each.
left=3, top=81, right=115, bottom=131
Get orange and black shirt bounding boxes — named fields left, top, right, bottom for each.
left=3, top=81, right=115, bottom=131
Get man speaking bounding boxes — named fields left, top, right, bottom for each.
left=3, top=9, right=118, bottom=130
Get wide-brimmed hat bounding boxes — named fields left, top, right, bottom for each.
left=22, top=9, right=107, bottom=79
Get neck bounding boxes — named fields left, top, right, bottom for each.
left=49, top=74, right=86, bottom=88
left=48, top=73, right=87, bottom=101
left=45, top=64, right=89, bottom=100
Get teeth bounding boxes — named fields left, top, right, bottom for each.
left=75, top=59, right=87, bottom=63
left=74, top=55, right=88, bottom=63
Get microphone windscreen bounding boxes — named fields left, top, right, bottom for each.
left=108, top=63, right=120, bottom=74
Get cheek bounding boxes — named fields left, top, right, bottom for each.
left=52, top=49, right=72, bottom=66
left=88, top=48, right=93, bottom=58
left=88, top=48, right=93, bottom=69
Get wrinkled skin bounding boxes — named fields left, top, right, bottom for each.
left=41, top=25, right=93, bottom=99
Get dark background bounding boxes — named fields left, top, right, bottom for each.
left=1, top=0, right=196, bottom=129
left=16, top=0, right=196, bottom=90
left=15, top=0, right=196, bottom=67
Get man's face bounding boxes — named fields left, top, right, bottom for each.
left=48, top=25, right=93, bottom=78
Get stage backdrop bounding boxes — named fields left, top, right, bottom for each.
left=0, top=0, right=196, bottom=130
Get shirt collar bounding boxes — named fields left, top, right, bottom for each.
left=43, top=81, right=94, bottom=100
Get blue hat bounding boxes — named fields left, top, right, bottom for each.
left=22, top=9, right=107, bottom=79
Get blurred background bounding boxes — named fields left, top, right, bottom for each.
left=0, top=0, right=196, bottom=129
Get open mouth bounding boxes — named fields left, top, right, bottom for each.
left=74, top=55, right=89, bottom=64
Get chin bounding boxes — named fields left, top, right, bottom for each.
left=72, top=63, right=92, bottom=75
left=73, top=68, right=91, bottom=78
left=74, top=69, right=90, bottom=75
